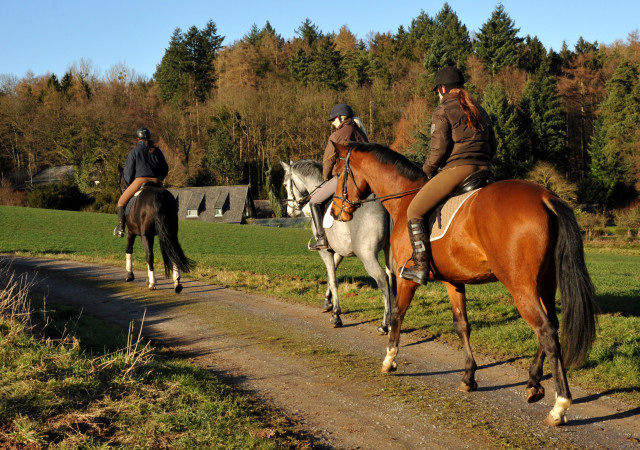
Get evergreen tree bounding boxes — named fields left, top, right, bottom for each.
left=482, top=83, right=528, bottom=179
left=518, top=35, right=548, bottom=74
left=586, top=60, right=640, bottom=204
left=407, top=10, right=436, bottom=62
left=154, top=20, right=224, bottom=105
left=309, top=37, right=346, bottom=90
left=424, top=3, right=471, bottom=74
left=474, top=4, right=522, bottom=76
left=519, top=62, right=568, bottom=171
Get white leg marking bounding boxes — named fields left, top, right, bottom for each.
left=173, top=265, right=180, bottom=283
left=548, top=395, right=572, bottom=424
left=148, top=265, right=156, bottom=287
left=382, top=347, right=398, bottom=371
left=126, top=253, right=133, bottom=272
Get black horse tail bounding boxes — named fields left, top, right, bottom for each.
left=547, top=196, right=597, bottom=367
left=153, top=190, right=194, bottom=278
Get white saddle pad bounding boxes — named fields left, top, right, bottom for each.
left=323, top=203, right=334, bottom=229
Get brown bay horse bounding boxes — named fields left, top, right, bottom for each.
left=330, top=142, right=597, bottom=426
left=123, top=182, right=194, bottom=292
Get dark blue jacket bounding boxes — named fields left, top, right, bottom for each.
left=123, top=141, right=169, bottom=185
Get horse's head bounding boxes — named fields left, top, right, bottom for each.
left=330, top=142, right=371, bottom=222
left=281, top=160, right=310, bottom=218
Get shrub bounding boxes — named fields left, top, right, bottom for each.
left=527, top=162, right=578, bottom=205
left=26, top=180, right=93, bottom=211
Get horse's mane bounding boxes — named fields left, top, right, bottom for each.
left=347, top=142, right=427, bottom=182
left=290, top=159, right=323, bottom=180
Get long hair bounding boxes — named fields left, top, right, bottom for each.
left=450, top=88, right=487, bottom=132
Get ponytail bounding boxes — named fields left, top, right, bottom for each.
left=144, top=139, right=157, bottom=154
left=352, top=116, right=368, bottom=139
left=451, top=88, right=487, bottom=132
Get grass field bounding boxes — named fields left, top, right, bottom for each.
left=1, top=205, right=639, bottom=404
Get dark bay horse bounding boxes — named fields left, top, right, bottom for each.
left=330, top=142, right=597, bottom=426
left=123, top=182, right=193, bottom=293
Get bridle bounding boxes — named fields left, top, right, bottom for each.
left=332, top=147, right=423, bottom=215
left=285, top=170, right=322, bottom=214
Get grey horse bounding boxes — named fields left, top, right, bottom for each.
left=281, top=160, right=395, bottom=333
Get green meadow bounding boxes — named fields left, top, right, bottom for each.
left=1, top=205, right=639, bottom=403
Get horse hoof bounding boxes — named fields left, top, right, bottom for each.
left=330, top=315, right=343, bottom=328
left=526, top=386, right=545, bottom=403
left=458, top=380, right=478, bottom=392
left=126, top=272, right=134, bottom=282
left=543, top=412, right=567, bottom=427
left=376, top=325, right=389, bottom=335
left=174, top=284, right=183, bottom=294
left=381, top=361, right=397, bottom=373
left=148, top=284, right=156, bottom=290
left=322, top=299, right=333, bottom=312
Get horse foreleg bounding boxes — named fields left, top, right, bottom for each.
left=141, top=235, right=156, bottom=290
left=444, top=282, right=478, bottom=392
left=327, top=253, right=344, bottom=327
left=382, top=279, right=417, bottom=372
left=125, top=235, right=135, bottom=281
left=173, top=264, right=183, bottom=294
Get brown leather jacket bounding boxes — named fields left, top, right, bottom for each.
left=423, top=92, right=496, bottom=178
left=322, top=118, right=369, bottom=180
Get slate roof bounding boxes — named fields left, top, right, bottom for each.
left=30, top=165, right=75, bottom=185
left=169, top=185, right=256, bottom=224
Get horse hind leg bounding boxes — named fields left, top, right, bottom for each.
left=142, top=235, right=156, bottom=290
left=125, top=253, right=134, bottom=282
left=357, top=251, right=392, bottom=335
left=444, top=282, right=478, bottom=392
left=509, top=283, right=572, bottom=425
left=173, top=264, right=183, bottom=294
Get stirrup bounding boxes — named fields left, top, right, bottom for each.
left=308, top=236, right=330, bottom=251
left=399, top=258, right=429, bottom=284
left=113, top=225, right=125, bottom=238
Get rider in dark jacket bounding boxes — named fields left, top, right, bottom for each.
left=400, top=67, right=496, bottom=284
left=114, top=127, right=169, bottom=237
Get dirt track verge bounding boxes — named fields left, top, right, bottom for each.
left=4, top=255, right=639, bottom=449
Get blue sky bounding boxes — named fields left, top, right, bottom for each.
left=1, top=0, right=639, bottom=80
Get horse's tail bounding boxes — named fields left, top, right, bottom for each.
left=546, top=196, right=597, bottom=367
left=153, top=190, right=194, bottom=277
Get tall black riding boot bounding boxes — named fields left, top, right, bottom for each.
left=308, top=202, right=330, bottom=251
left=400, top=218, right=431, bottom=284
left=113, top=206, right=126, bottom=238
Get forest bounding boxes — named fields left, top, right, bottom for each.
left=1, top=3, right=639, bottom=214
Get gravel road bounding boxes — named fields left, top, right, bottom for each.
left=4, top=255, right=639, bottom=449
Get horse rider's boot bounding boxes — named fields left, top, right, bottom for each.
left=400, top=218, right=430, bottom=284
left=113, top=206, right=126, bottom=238
left=308, top=202, right=330, bottom=251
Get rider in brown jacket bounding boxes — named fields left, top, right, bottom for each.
left=401, top=66, right=496, bottom=284
left=308, top=104, right=368, bottom=251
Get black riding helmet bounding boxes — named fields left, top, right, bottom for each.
left=433, top=66, right=465, bottom=92
left=328, top=104, right=353, bottom=121
left=136, top=127, right=152, bottom=140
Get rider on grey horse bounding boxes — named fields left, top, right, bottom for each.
left=308, top=104, right=369, bottom=251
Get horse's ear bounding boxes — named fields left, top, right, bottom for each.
left=280, top=161, right=290, bottom=171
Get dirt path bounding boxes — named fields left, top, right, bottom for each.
left=4, top=255, right=639, bottom=449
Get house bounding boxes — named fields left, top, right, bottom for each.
left=169, top=185, right=256, bottom=224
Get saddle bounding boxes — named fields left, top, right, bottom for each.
left=427, top=169, right=495, bottom=236
left=124, top=182, right=161, bottom=215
